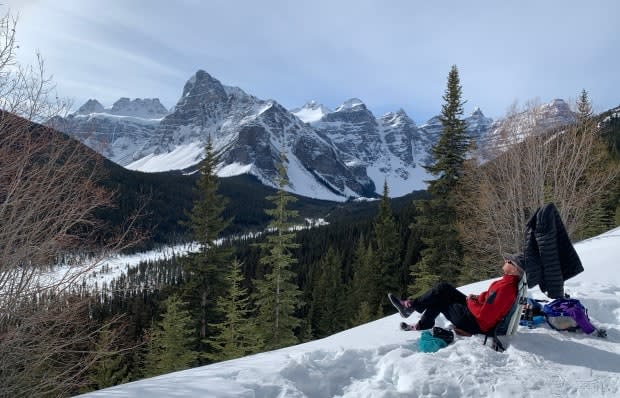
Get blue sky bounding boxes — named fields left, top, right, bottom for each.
left=6, top=0, right=619, bottom=123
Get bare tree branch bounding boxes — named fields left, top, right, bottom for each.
left=0, top=12, right=141, bottom=396
left=457, top=100, right=618, bottom=279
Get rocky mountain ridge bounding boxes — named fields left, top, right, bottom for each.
left=50, top=70, right=576, bottom=200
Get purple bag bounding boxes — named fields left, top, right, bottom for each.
left=542, top=298, right=596, bottom=334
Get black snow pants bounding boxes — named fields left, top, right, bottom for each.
left=411, top=282, right=482, bottom=334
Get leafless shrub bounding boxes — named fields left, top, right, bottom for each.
left=0, top=12, right=139, bottom=396
left=458, top=100, right=617, bottom=279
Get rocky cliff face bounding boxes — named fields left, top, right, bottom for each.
left=47, top=109, right=162, bottom=165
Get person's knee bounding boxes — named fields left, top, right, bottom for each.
left=435, top=281, right=453, bottom=291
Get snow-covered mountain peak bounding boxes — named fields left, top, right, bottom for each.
left=394, top=108, right=408, bottom=116
left=471, top=106, right=484, bottom=117
left=466, top=107, right=493, bottom=132
left=540, top=98, right=573, bottom=120
left=74, top=98, right=169, bottom=119
left=109, top=98, right=169, bottom=118
left=76, top=99, right=104, bottom=115
left=380, top=108, right=416, bottom=128
left=180, top=70, right=228, bottom=103
left=335, top=98, right=366, bottom=112
left=290, top=101, right=331, bottom=123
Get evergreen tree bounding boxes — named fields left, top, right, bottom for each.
left=576, top=89, right=593, bottom=123
left=205, top=259, right=262, bottom=362
left=253, top=155, right=303, bottom=350
left=311, top=248, right=345, bottom=337
left=426, top=65, right=470, bottom=195
left=409, top=65, right=470, bottom=295
left=348, top=238, right=381, bottom=323
left=352, top=301, right=373, bottom=327
left=84, top=326, right=129, bottom=391
left=345, top=237, right=367, bottom=324
left=182, top=136, right=231, bottom=345
left=374, top=181, right=402, bottom=310
left=143, top=295, right=198, bottom=377
left=574, top=90, right=613, bottom=238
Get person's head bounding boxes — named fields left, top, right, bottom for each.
left=502, top=253, right=525, bottom=276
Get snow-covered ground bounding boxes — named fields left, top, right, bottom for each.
left=44, top=219, right=329, bottom=291
left=41, top=243, right=200, bottom=290
left=79, top=227, right=620, bottom=398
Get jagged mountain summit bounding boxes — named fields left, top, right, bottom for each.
left=52, top=71, right=430, bottom=200
left=50, top=69, right=576, bottom=201
left=132, top=70, right=376, bottom=200
left=74, top=98, right=169, bottom=118
left=478, top=99, right=576, bottom=160
left=48, top=98, right=168, bottom=164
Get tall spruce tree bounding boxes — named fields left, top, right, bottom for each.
left=143, top=295, right=198, bottom=377
left=348, top=238, right=381, bottom=324
left=85, top=326, right=129, bottom=391
left=205, top=259, right=262, bottom=362
left=575, top=90, right=612, bottom=238
left=310, top=248, right=345, bottom=337
left=576, top=89, right=593, bottom=123
left=182, top=136, right=231, bottom=346
left=409, top=65, right=470, bottom=296
left=253, top=155, right=303, bottom=350
left=374, top=181, right=402, bottom=310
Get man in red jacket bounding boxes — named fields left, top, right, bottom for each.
left=389, top=254, right=524, bottom=334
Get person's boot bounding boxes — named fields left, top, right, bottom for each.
left=388, top=293, right=414, bottom=318
left=400, top=321, right=420, bottom=331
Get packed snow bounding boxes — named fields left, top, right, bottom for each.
left=79, top=227, right=620, bottom=397
left=335, top=98, right=365, bottom=112
left=283, top=151, right=356, bottom=202
left=217, top=162, right=253, bottom=177
left=73, top=112, right=165, bottom=125
left=366, top=162, right=429, bottom=196
left=291, top=101, right=331, bottom=124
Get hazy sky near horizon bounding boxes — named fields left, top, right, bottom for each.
left=5, top=0, right=619, bottom=122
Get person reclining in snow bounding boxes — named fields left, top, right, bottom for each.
left=389, top=254, right=524, bottom=335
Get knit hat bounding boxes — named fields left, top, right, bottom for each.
left=503, top=253, right=526, bottom=274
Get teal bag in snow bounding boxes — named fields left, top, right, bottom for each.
left=418, top=330, right=448, bottom=353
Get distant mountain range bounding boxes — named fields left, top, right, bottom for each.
left=48, top=70, right=576, bottom=200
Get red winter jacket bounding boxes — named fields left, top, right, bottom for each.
left=467, top=274, right=520, bottom=333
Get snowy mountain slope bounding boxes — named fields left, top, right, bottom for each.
left=291, top=101, right=331, bottom=123
left=80, top=227, right=620, bottom=398
left=307, top=100, right=431, bottom=197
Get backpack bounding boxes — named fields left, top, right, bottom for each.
left=542, top=298, right=606, bottom=337
left=418, top=327, right=455, bottom=353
